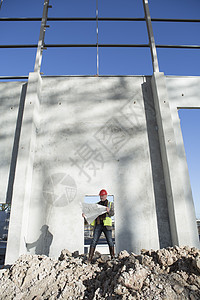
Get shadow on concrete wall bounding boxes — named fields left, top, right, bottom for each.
left=116, top=156, right=135, bottom=253
left=26, top=225, right=53, bottom=256
left=6, top=83, right=27, bottom=205
left=142, top=77, right=172, bottom=248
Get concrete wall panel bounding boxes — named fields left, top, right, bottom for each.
left=166, top=76, right=200, bottom=108
left=152, top=73, right=199, bottom=247
left=2, top=74, right=199, bottom=264
left=0, top=82, right=26, bottom=204
left=166, top=76, right=200, bottom=246
left=26, top=76, right=159, bottom=257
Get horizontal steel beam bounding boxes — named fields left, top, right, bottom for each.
left=151, top=18, right=200, bottom=23
left=0, top=17, right=42, bottom=21
left=0, top=76, right=28, bottom=80
left=44, top=43, right=150, bottom=48
left=0, top=44, right=38, bottom=48
left=156, top=44, right=200, bottom=49
left=0, top=17, right=145, bottom=22
left=0, top=17, right=200, bottom=22
left=47, top=17, right=145, bottom=22
left=1, top=44, right=200, bottom=49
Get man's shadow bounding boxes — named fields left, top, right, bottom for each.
left=26, top=225, right=53, bottom=256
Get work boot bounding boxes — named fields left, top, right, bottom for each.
left=88, top=246, right=95, bottom=262
left=109, top=246, right=115, bottom=259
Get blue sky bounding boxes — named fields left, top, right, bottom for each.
left=0, top=0, right=199, bottom=218
left=1, top=0, right=200, bottom=76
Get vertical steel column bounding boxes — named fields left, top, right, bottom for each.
left=96, top=0, right=99, bottom=75
left=34, top=0, right=50, bottom=72
left=0, top=0, right=3, bottom=10
left=142, top=0, right=159, bottom=73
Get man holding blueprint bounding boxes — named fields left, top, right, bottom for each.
left=82, top=189, right=114, bottom=262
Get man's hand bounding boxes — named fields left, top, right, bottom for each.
left=106, top=207, right=110, bottom=213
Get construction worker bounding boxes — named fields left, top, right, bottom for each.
left=87, top=189, right=115, bottom=262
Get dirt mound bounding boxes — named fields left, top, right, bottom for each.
left=0, top=246, right=200, bottom=299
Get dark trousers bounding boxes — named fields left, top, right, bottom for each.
left=90, top=224, right=114, bottom=248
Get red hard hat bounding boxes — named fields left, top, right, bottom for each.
left=99, top=189, right=107, bottom=196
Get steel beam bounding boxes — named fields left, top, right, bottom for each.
left=1, top=17, right=200, bottom=22
left=142, top=0, right=159, bottom=72
left=1, top=44, right=200, bottom=49
left=34, top=0, right=50, bottom=72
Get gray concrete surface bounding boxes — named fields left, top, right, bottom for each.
left=0, top=73, right=199, bottom=264
left=0, top=81, right=27, bottom=204
left=152, top=73, right=199, bottom=247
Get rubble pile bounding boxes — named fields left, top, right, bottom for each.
left=0, top=246, right=200, bottom=299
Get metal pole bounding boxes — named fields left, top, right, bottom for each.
left=34, top=0, right=50, bottom=72
left=96, top=0, right=99, bottom=75
left=0, top=0, right=3, bottom=10
left=142, top=0, right=159, bottom=73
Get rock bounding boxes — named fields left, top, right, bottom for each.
left=0, top=246, right=200, bottom=299
left=190, top=292, right=198, bottom=300
left=156, top=248, right=177, bottom=267
left=59, top=249, right=72, bottom=260
left=72, top=250, right=79, bottom=258
left=192, top=255, right=200, bottom=273
left=118, top=266, right=148, bottom=291
left=118, top=250, right=130, bottom=259
left=172, top=284, right=184, bottom=294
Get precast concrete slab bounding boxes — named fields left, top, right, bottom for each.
left=0, top=81, right=27, bottom=204
left=1, top=74, right=199, bottom=264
